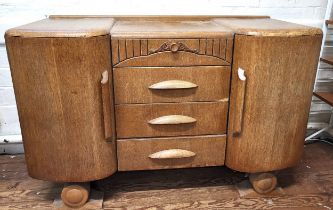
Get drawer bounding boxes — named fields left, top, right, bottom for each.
left=115, top=101, right=228, bottom=138
left=111, top=38, right=233, bottom=67
left=114, top=66, right=230, bottom=104
left=117, top=135, right=226, bottom=171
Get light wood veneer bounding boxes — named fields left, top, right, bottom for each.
left=117, top=135, right=226, bottom=171
left=115, top=101, right=228, bottom=138
left=5, top=16, right=322, bottom=185
left=113, top=66, right=230, bottom=104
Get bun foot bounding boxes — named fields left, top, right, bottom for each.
left=249, top=172, right=277, bottom=194
left=61, top=182, right=90, bottom=208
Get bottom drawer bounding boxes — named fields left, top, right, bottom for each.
left=117, top=135, right=226, bottom=171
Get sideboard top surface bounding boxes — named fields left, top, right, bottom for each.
left=214, top=18, right=322, bottom=37
left=5, top=15, right=322, bottom=38
left=110, top=20, right=233, bottom=38
left=5, top=18, right=115, bottom=38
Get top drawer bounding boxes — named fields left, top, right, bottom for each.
left=114, top=66, right=230, bottom=104
left=111, top=38, right=233, bottom=67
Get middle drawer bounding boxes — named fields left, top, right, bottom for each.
left=113, top=66, right=230, bottom=104
left=116, top=101, right=228, bottom=138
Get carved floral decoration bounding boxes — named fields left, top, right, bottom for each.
left=148, top=42, right=199, bottom=54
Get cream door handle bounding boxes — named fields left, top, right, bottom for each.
left=101, top=71, right=113, bottom=140
left=233, top=68, right=247, bottom=137
left=149, top=80, right=198, bottom=90
left=149, top=149, right=196, bottom=159
left=238, top=68, right=246, bottom=81
left=148, top=115, right=197, bottom=125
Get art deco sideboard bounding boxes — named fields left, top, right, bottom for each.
left=5, top=16, right=322, bottom=208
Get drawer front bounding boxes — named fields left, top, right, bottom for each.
left=111, top=38, right=233, bottom=67
left=117, top=135, right=226, bottom=171
left=114, top=66, right=230, bottom=104
left=115, top=101, right=228, bottom=138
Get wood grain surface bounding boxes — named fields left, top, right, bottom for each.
left=5, top=35, right=117, bottom=182
left=110, top=20, right=233, bottom=38
left=117, top=135, right=226, bottom=171
left=214, top=18, right=322, bottom=37
left=6, top=16, right=320, bottom=39
left=5, top=18, right=115, bottom=38
left=113, top=66, right=230, bottom=104
left=1, top=143, right=333, bottom=209
left=226, top=34, right=322, bottom=173
left=109, top=16, right=320, bottom=38
left=115, top=101, right=228, bottom=138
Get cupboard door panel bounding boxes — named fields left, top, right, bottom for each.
left=226, top=34, right=322, bottom=173
left=5, top=35, right=117, bottom=182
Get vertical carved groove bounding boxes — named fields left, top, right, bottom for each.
left=117, top=40, right=120, bottom=63
left=225, top=39, right=227, bottom=60
left=124, top=40, right=128, bottom=59
left=218, top=39, right=221, bottom=58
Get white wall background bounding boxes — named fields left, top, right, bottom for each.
left=0, top=0, right=331, bottom=153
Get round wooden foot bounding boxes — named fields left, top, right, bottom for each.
left=249, top=172, right=277, bottom=194
left=61, top=182, right=90, bottom=208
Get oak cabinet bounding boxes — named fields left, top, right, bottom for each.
left=5, top=16, right=322, bottom=207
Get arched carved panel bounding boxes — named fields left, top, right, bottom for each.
left=111, top=38, right=233, bottom=67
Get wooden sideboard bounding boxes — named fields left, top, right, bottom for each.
left=5, top=16, right=322, bottom=208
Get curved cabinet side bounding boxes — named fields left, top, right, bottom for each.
left=226, top=34, right=322, bottom=173
left=5, top=35, right=117, bottom=182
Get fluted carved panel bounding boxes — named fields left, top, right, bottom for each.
left=111, top=38, right=233, bottom=66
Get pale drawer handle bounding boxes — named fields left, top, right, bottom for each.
left=149, top=80, right=198, bottom=90
left=149, top=149, right=196, bottom=159
left=148, top=115, right=196, bottom=125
